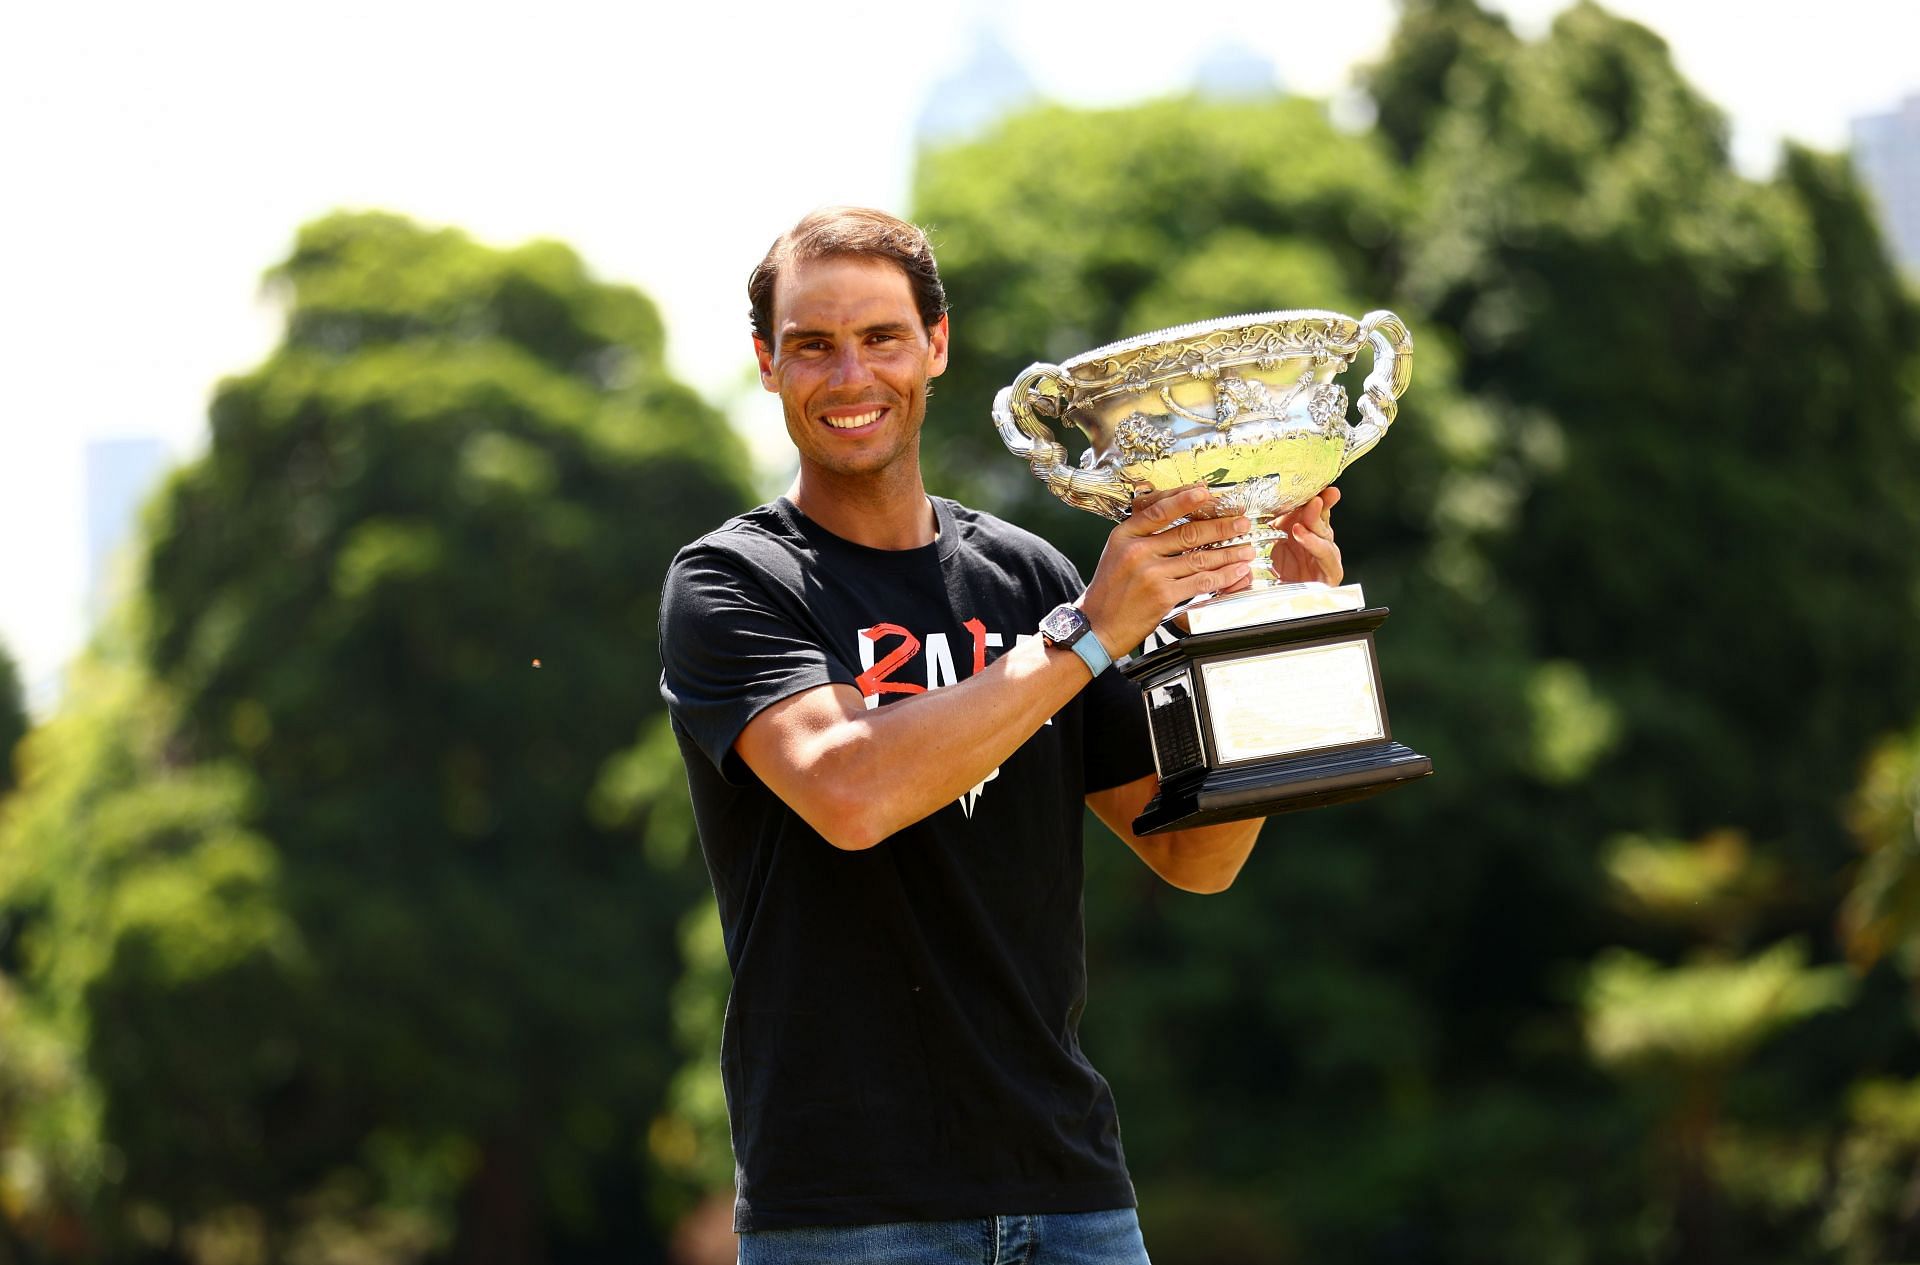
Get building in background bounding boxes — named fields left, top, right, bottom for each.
left=1852, top=93, right=1920, bottom=273
left=915, top=26, right=1283, bottom=146
left=1191, top=40, right=1279, bottom=100
left=85, top=436, right=171, bottom=623
left=915, top=22, right=1036, bottom=147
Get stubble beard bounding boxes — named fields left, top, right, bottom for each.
left=787, top=384, right=929, bottom=484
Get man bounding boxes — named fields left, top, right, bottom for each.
left=659, top=207, right=1342, bottom=1264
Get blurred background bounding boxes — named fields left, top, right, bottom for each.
left=4, top=0, right=1920, bottom=1261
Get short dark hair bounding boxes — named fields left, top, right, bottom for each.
left=748, top=207, right=948, bottom=344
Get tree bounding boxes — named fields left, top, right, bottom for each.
left=0, top=644, right=125, bottom=1262
left=0, top=633, right=313, bottom=1261
left=1362, top=0, right=1517, bottom=163
left=1398, top=1, right=1920, bottom=859
left=1383, top=6, right=1920, bottom=1259
left=1584, top=832, right=1853, bottom=1265
left=3, top=212, right=751, bottom=1261
left=0, top=639, right=25, bottom=795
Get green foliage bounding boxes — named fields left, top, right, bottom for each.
left=0, top=640, right=24, bottom=795
left=1388, top=17, right=1920, bottom=1248
left=1361, top=0, right=1517, bottom=164
left=268, top=212, right=670, bottom=387
left=1604, top=830, right=1783, bottom=946
left=1822, top=1076, right=1920, bottom=1262
left=3, top=211, right=751, bottom=1258
left=589, top=714, right=735, bottom=1222
left=1581, top=826, right=1889, bottom=1264
left=1585, top=941, right=1850, bottom=1073
left=0, top=638, right=188, bottom=1254
left=1843, top=723, right=1920, bottom=972
left=1402, top=2, right=1920, bottom=856
left=648, top=903, right=734, bottom=1212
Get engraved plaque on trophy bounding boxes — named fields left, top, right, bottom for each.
left=991, top=310, right=1432, bottom=834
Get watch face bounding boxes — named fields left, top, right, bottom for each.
left=1040, top=604, right=1086, bottom=644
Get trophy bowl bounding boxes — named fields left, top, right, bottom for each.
left=991, top=309, right=1412, bottom=587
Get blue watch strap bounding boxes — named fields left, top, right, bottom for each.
left=1069, top=628, right=1112, bottom=677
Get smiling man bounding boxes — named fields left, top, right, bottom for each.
left=658, top=207, right=1343, bottom=1264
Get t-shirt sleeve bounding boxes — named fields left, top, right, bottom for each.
left=658, top=543, right=858, bottom=784
left=1081, top=651, right=1156, bottom=793
left=1033, top=545, right=1157, bottom=794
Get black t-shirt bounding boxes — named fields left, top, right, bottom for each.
left=658, top=495, right=1155, bottom=1232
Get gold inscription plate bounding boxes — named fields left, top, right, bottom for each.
left=1200, top=640, right=1384, bottom=763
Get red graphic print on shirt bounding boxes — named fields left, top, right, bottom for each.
left=854, top=619, right=1043, bottom=818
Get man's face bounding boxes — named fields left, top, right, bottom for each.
left=754, top=255, right=950, bottom=483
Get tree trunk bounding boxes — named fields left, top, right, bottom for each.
left=451, top=1136, right=546, bottom=1265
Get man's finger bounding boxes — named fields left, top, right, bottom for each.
left=1188, top=561, right=1252, bottom=599
left=1288, top=522, right=1343, bottom=584
left=1290, top=521, right=1336, bottom=554
left=1213, top=568, right=1255, bottom=597
left=1130, top=485, right=1194, bottom=516
left=1308, top=494, right=1335, bottom=540
left=1126, top=485, right=1212, bottom=533
left=1162, top=514, right=1251, bottom=554
left=1180, top=542, right=1255, bottom=576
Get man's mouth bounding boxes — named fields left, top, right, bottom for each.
left=822, top=407, right=885, bottom=430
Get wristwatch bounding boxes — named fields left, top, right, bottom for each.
left=1039, top=603, right=1112, bottom=678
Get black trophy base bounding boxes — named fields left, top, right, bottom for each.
left=1130, top=740, right=1433, bottom=835
left=1121, top=604, right=1433, bottom=836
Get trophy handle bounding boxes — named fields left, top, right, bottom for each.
left=1336, top=310, right=1414, bottom=475
left=992, top=362, right=1135, bottom=522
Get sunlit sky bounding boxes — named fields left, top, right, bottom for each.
left=3, top=0, right=1916, bottom=711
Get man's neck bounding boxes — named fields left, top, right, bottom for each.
left=787, top=463, right=937, bottom=551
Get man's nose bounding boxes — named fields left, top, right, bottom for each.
left=829, top=343, right=876, bottom=387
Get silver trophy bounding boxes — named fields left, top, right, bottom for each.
left=992, top=310, right=1432, bottom=833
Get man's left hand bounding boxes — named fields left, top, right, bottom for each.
left=1266, top=486, right=1343, bottom=586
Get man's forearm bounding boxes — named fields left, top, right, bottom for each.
left=1088, top=775, right=1263, bottom=893
left=1129, top=818, right=1262, bottom=893
left=736, top=632, right=1098, bottom=850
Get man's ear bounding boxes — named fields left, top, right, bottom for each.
left=754, top=336, right=779, bottom=392
left=926, top=314, right=951, bottom=380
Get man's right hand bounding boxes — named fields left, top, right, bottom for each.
left=1077, top=485, right=1254, bottom=657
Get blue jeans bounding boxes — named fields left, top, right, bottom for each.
left=738, top=1207, right=1151, bottom=1264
